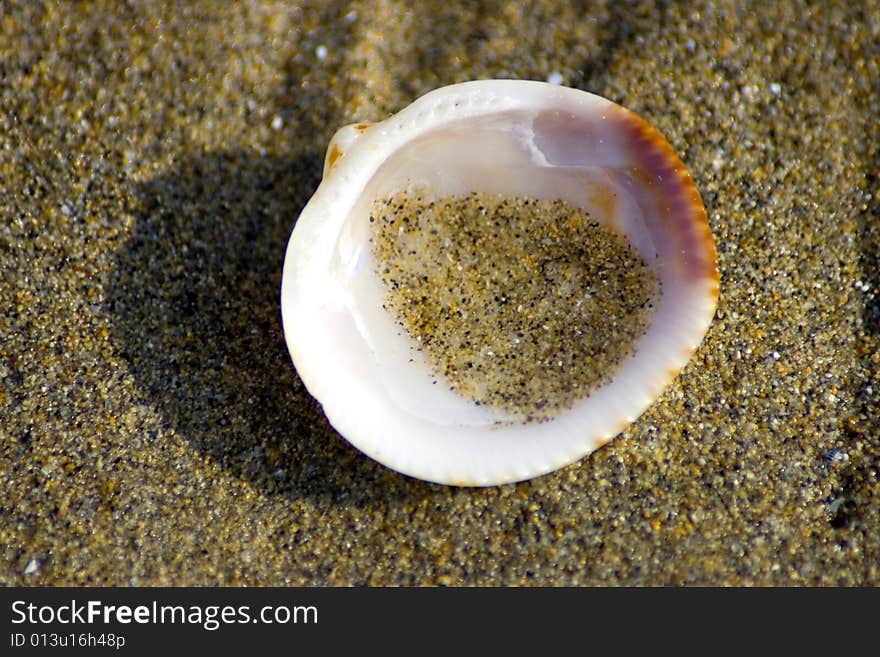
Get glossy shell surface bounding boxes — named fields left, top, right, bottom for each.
left=281, top=80, right=719, bottom=486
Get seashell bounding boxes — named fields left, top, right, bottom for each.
left=280, top=80, right=719, bottom=486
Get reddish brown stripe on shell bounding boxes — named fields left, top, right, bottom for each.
left=611, top=105, right=719, bottom=295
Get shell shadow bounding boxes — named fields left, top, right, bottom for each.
left=105, top=0, right=455, bottom=509
left=107, top=150, right=446, bottom=507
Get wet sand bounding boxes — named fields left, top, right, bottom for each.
left=1, top=1, right=878, bottom=585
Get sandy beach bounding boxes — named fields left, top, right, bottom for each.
left=1, top=0, right=878, bottom=585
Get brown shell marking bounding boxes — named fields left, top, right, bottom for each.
left=612, top=105, right=720, bottom=300
left=324, top=124, right=372, bottom=176
left=325, top=143, right=343, bottom=172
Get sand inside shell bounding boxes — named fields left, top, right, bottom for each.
left=369, top=190, right=660, bottom=422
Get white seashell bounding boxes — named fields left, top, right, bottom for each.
left=281, top=80, right=719, bottom=486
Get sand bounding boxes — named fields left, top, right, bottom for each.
left=1, top=0, right=878, bottom=585
left=370, top=191, right=658, bottom=421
